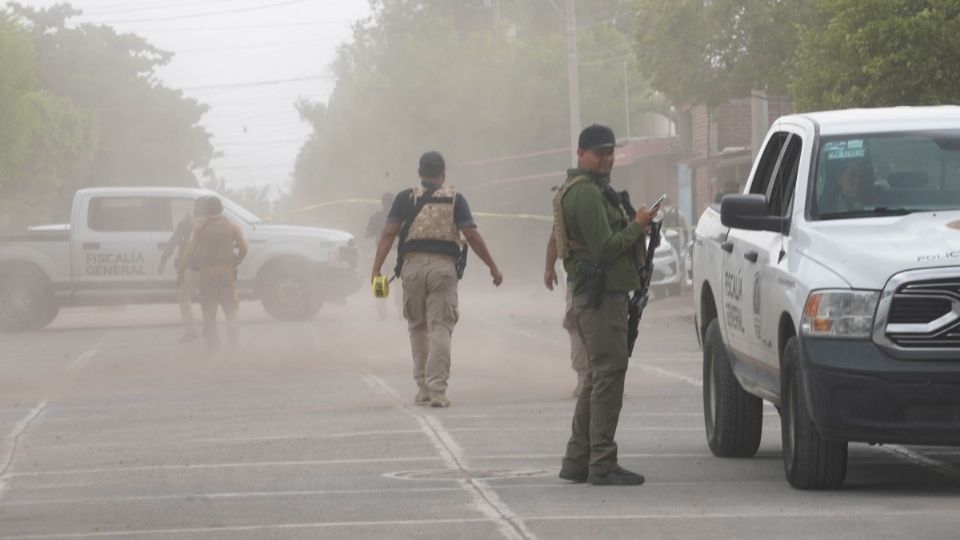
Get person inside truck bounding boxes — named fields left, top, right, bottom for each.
left=819, top=158, right=875, bottom=214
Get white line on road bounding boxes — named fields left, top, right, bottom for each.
left=0, top=518, right=495, bottom=539
left=363, top=374, right=537, bottom=540
left=67, top=333, right=113, bottom=372
left=9, top=456, right=444, bottom=478
left=882, top=445, right=960, bottom=478
left=0, top=400, right=49, bottom=503
left=640, top=364, right=703, bottom=387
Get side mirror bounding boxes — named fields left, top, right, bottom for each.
left=720, top=194, right=790, bottom=233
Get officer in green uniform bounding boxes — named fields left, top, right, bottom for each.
left=554, top=124, right=658, bottom=486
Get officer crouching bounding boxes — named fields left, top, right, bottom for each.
left=554, top=125, right=657, bottom=486
left=371, top=151, right=503, bottom=408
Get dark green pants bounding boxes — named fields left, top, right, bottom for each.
left=562, top=291, right=629, bottom=476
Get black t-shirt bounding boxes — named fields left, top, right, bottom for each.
left=387, top=184, right=476, bottom=256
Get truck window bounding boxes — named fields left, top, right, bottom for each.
left=168, top=198, right=196, bottom=232
left=749, top=132, right=790, bottom=197
left=812, top=131, right=960, bottom=219
left=766, top=136, right=802, bottom=217
left=88, top=197, right=170, bottom=232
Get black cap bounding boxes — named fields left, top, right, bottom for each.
left=418, top=151, right=446, bottom=177
left=578, top=124, right=616, bottom=150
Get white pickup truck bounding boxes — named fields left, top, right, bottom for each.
left=692, top=107, right=960, bottom=490
left=0, top=187, right=360, bottom=331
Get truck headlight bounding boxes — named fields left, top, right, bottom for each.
left=801, top=290, right=879, bottom=339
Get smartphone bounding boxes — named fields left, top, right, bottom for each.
left=651, top=193, right=667, bottom=209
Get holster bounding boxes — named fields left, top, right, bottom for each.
left=577, top=260, right=605, bottom=308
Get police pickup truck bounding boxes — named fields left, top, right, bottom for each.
left=0, top=187, right=360, bottom=331
left=692, top=107, right=960, bottom=489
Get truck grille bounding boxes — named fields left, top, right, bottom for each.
left=885, top=278, right=960, bottom=349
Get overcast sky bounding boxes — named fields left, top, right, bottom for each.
left=20, top=0, right=372, bottom=195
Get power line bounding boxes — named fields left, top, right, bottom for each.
left=182, top=73, right=327, bottom=92
left=83, top=0, right=239, bottom=16
left=176, top=37, right=339, bottom=54
left=109, top=19, right=352, bottom=33
left=89, top=0, right=317, bottom=24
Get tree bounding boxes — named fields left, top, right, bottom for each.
left=6, top=3, right=214, bottom=217
left=790, top=0, right=960, bottom=111
left=291, top=0, right=662, bottom=210
left=633, top=0, right=813, bottom=105
left=0, top=12, right=96, bottom=226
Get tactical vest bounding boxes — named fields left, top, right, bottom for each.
left=552, top=174, right=590, bottom=259
left=406, top=186, right=461, bottom=245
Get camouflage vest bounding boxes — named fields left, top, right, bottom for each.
left=551, top=174, right=590, bottom=259
left=406, top=186, right=461, bottom=245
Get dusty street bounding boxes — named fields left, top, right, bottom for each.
left=1, top=288, right=958, bottom=539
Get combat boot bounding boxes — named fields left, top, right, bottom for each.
left=430, top=392, right=451, bottom=408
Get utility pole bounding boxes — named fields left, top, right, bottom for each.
left=565, top=0, right=581, bottom=167
left=492, top=0, right=501, bottom=26
left=623, top=61, right=631, bottom=139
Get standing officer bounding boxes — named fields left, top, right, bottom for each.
left=180, top=196, right=248, bottom=353
left=543, top=230, right=588, bottom=398
left=553, top=125, right=657, bottom=486
left=159, top=198, right=205, bottom=343
left=370, top=151, right=503, bottom=408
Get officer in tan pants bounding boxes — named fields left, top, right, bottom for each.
left=544, top=230, right=589, bottom=397
left=371, top=151, right=503, bottom=407
left=180, top=196, right=248, bottom=353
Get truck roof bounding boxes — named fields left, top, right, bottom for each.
left=75, top=187, right=216, bottom=198
left=788, top=106, right=960, bottom=136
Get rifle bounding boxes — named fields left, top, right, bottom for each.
left=619, top=191, right=662, bottom=356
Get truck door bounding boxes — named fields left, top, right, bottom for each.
left=75, top=196, right=168, bottom=296
left=725, top=132, right=803, bottom=389
left=721, top=132, right=791, bottom=370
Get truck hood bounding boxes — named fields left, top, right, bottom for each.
left=799, top=211, right=960, bottom=288
left=252, top=224, right=353, bottom=244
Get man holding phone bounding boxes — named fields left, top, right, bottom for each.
left=551, top=124, right=659, bottom=486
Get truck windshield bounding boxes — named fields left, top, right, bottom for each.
left=811, top=131, right=960, bottom=220
left=221, top=197, right=263, bottom=225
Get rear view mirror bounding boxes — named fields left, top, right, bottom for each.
left=720, top=194, right=790, bottom=233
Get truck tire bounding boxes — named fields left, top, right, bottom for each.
left=0, top=266, right=59, bottom=332
left=781, top=337, right=847, bottom=490
left=702, top=319, right=763, bottom=457
left=261, top=262, right=322, bottom=321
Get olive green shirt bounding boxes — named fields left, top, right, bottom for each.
left=560, top=169, right=644, bottom=294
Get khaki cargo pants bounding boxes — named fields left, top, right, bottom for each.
left=199, top=272, right=239, bottom=347
left=177, top=269, right=200, bottom=333
left=401, top=252, right=459, bottom=396
left=563, top=284, right=589, bottom=378
left=562, top=291, right=630, bottom=476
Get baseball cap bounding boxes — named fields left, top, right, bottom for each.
left=418, top=151, right=446, bottom=177
left=578, top=124, right=617, bottom=150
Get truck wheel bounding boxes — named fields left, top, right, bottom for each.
left=702, top=319, right=763, bottom=457
left=781, top=337, right=847, bottom=490
left=0, top=267, right=59, bottom=332
left=261, top=264, right=322, bottom=321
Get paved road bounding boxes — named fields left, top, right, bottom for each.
left=1, top=288, right=958, bottom=539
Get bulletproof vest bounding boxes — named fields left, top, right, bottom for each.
left=552, top=174, right=590, bottom=259
left=406, top=186, right=461, bottom=245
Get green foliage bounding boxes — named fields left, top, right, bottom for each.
left=0, top=3, right=214, bottom=225
left=791, top=0, right=960, bottom=111
left=634, top=0, right=812, bottom=105
left=292, top=0, right=662, bottom=205
left=0, top=13, right=35, bottom=183
left=203, top=177, right=274, bottom=219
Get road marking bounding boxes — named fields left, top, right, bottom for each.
left=882, top=445, right=959, bottom=478
left=640, top=364, right=703, bottom=387
left=363, top=374, right=536, bottom=540
left=191, top=429, right=425, bottom=443
left=522, top=509, right=953, bottom=522
left=68, top=333, right=113, bottom=371
left=0, top=400, right=49, bottom=503
left=0, top=518, right=495, bottom=539
left=9, top=456, right=444, bottom=478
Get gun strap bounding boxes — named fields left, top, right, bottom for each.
left=393, top=187, right=439, bottom=279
